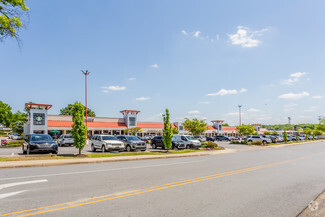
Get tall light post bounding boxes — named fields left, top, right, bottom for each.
left=82, top=70, right=90, bottom=139
left=288, top=116, right=291, bottom=134
left=238, top=105, right=242, bottom=126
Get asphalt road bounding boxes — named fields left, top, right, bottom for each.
left=1, top=141, right=325, bottom=217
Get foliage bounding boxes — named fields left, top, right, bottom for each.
left=251, top=141, right=263, bottom=146
left=316, top=118, right=325, bottom=132
left=0, top=101, right=27, bottom=134
left=60, top=104, right=96, bottom=117
left=283, top=129, right=288, bottom=143
left=313, top=130, right=323, bottom=137
left=264, top=131, right=271, bottom=135
left=272, top=131, right=278, bottom=135
left=172, top=126, right=179, bottom=134
left=303, top=128, right=312, bottom=140
left=0, top=0, right=29, bottom=42
left=3, top=140, right=24, bottom=147
left=71, top=102, right=88, bottom=155
left=183, top=118, right=208, bottom=136
left=125, top=127, right=141, bottom=135
left=222, top=123, right=229, bottom=126
left=0, top=101, right=12, bottom=127
left=230, top=140, right=248, bottom=144
left=236, top=125, right=255, bottom=137
left=201, top=141, right=220, bottom=150
left=162, top=109, right=173, bottom=151
left=262, top=124, right=318, bottom=131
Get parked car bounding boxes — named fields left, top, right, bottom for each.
left=262, top=135, right=277, bottom=143
left=151, top=136, right=187, bottom=149
left=116, top=135, right=146, bottom=152
left=91, top=135, right=125, bottom=152
left=174, top=135, right=201, bottom=149
left=206, top=136, right=215, bottom=142
left=57, top=134, right=74, bottom=146
left=276, top=135, right=285, bottom=142
left=23, top=134, right=58, bottom=155
left=215, top=135, right=230, bottom=141
left=11, top=133, right=22, bottom=140
left=229, top=136, right=240, bottom=141
left=287, top=135, right=297, bottom=141
left=194, top=135, right=206, bottom=142
left=247, top=135, right=272, bottom=145
left=299, top=135, right=305, bottom=141
left=8, top=133, right=14, bottom=139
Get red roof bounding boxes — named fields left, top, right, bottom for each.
left=223, top=126, right=237, bottom=131
left=48, top=120, right=126, bottom=128
left=25, top=103, right=52, bottom=110
left=137, top=123, right=164, bottom=129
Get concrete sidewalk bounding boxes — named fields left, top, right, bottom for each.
left=0, top=149, right=236, bottom=169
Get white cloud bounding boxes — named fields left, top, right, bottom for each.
left=207, top=88, right=247, bottom=96
left=188, top=110, right=200, bottom=114
left=199, top=101, right=210, bottom=104
left=181, top=30, right=188, bottom=35
left=282, top=72, right=307, bottom=85
left=193, top=31, right=201, bottom=38
left=151, top=64, right=159, bottom=68
left=128, top=78, right=136, bottom=81
left=278, top=91, right=310, bottom=100
left=102, top=90, right=109, bottom=93
left=101, top=85, right=126, bottom=92
left=283, top=103, right=297, bottom=112
left=228, top=26, right=268, bottom=48
left=312, top=95, right=323, bottom=99
left=135, top=97, right=150, bottom=101
left=304, top=106, right=318, bottom=112
left=247, top=108, right=260, bottom=112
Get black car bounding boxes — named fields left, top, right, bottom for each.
left=23, top=134, right=58, bottom=155
left=116, top=135, right=146, bottom=152
left=151, top=136, right=186, bottom=150
left=215, top=135, right=230, bottom=141
left=206, top=137, right=215, bottom=142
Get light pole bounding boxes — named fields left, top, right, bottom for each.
left=238, top=105, right=242, bottom=126
left=288, top=117, right=291, bottom=134
left=82, top=70, right=90, bottom=139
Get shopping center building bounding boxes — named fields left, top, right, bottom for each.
left=24, top=103, right=263, bottom=137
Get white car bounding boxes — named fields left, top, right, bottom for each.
left=91, top=135, right=125, bottom=152
left=57, top=134, right=74, bottom=146
left=11, top=133, right=22, bottom=140
left=247, top=135, right=272, bottom=145
left=174, top=135, right=201, bottom=149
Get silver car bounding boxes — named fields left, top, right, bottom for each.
left=174, top=135, right=201, bottom=149
left=57, top=134, right=74, bottom=146
left=247, top=135, right=272, bottom=145
left=91, top=135, right=125, bottom=152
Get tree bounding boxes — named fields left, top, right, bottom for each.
left=125, top=127, right=141, bottom=135
left=71, top=102, right=88, bottom=155
left=272, top=131, right=278, bottom=135
left=283, top=129, right=288, bottom=143
left=162, top=109, right=173, bottom=151
left=303, top=128, right=312, bottom=140
left=0, top=101, right=13, bottom=127
left=236, top=125, right=255, bottom=137
left=264, top=131, right=271, bottom=135
left=183, top=118, right=208, bottom=136
left=316, top=118, right=325, bottom=132
left=172, top=126, right=179, bottom=134
left=0, top=0, right=29, bottom=42
left=222, top=123, right=230, bottom=127
left=313, top=130, right=323, bottom=138
left=10, top=110, right=27, bottom=134
left=60, top=104, right=96, bottom=117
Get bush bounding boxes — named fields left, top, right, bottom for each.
left=202, top=141, right=221, bottom=150
left=251, top=141, right=263, bottom=146
left=4, top=140, right=25, bottom=147
left=230, top=140, right=248, bottom=144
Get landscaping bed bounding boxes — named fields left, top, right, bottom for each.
left=0, top=140, right=25, bottom=148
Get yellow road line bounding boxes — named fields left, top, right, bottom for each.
left=1, top=151, right=324, bottom=217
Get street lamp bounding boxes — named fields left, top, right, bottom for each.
left=238, top=105, right=242, bottom=126
left=81, top=70, right=90, bottom=138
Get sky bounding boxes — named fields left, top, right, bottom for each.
left=1, top=0, right=325, bottom=126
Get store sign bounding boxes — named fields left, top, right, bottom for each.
left=33, top=113, right=45, bottom=126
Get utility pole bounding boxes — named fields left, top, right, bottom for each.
left=288, top=117, right=291, bottom=134
left=82, top=70, right=90, bottom=139
left=238, top=105, right=242, bottom=126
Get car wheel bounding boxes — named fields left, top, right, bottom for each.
left=141, top=149, right=146, bottom=152
left=126, top=145, right=132, bottom=152
left=52, top=151, right=58, bottom=155
left=262, top=140, right=267, bottom=145
left=152, top=143, right=156, bottom=149
left=186, top=145, right=190, bottom=149
left=101, top=145, right=106, bottom=153
left=91, top=144, right=96, bottom=152
left=22, top=147, right=26, bottom=155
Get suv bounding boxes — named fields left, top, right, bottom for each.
left=23, top=134, right=58, bottom=155
left=174, top=135, right=201, bottom=149
left=151, top=136, right=186, bottom=150
left=194, top=135, right=206, bottom=142
left=247, top=135, right=272, bottom=145
left=215, top=135, right=230, bottom=141
left=57, top=134, right=74, bottom=146
left=91, top=135, right=124, bottom=152
left=116, top=135, right=146, bottom=152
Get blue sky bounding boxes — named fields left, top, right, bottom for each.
left=1, top=0, right=325, bottom=125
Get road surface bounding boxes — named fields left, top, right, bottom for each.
left=0, top=141, right=325, bottom=216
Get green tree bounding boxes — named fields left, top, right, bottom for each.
left=272, top=131, right=278, bottom=135
left=222, top=123, right=230, bottom=126
left=303, top=128, right=312, bottom=140
left=183, top=118, right=208, bottom=136
left=172, top=126, right=179, bottom=134
left=313, top=130, right=323, bottom=138
left=60, top=104, right=96, bottom=117
left=71, top=102, right=88, bottom=155
left=283, top=129, right=288, bottom=143
left=264, top=131, right=271, bottom=135
left=236, top=125, right=255, bottom=137
left=10, top=110, right=27, bottom=134
left=125, top=127, right=141, bottom=135
left=162, top=109, right=173, bottom=151
left=0, top=0, right=29, bottom=42
left=316, top=118, right=325, bottom=132
left=0, top=101, right=13, bottom=127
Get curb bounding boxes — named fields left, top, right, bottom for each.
left=0, top=149, right=236, bottom=169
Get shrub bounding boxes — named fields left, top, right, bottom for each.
left=230, top=140, right=248, bottom=144
left=202, top=141, right=221, bottom=150
left=4, top=140, right=25, bottom=147
left=251, top=141, right=263, bottom=146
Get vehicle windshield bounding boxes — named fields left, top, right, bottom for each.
left=172, top=137, right=181, bottom=141
left=102, top=136, right=118, bottom=141
left=30, top=135, right=53, bottom=141
left=128, top=136, right=141, bottom=141
left=65, top=136, right=72, bottom=138
left=186, top=136, right=195, bottom=140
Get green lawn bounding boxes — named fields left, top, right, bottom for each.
left=0, top=149, right=204, bottom=162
